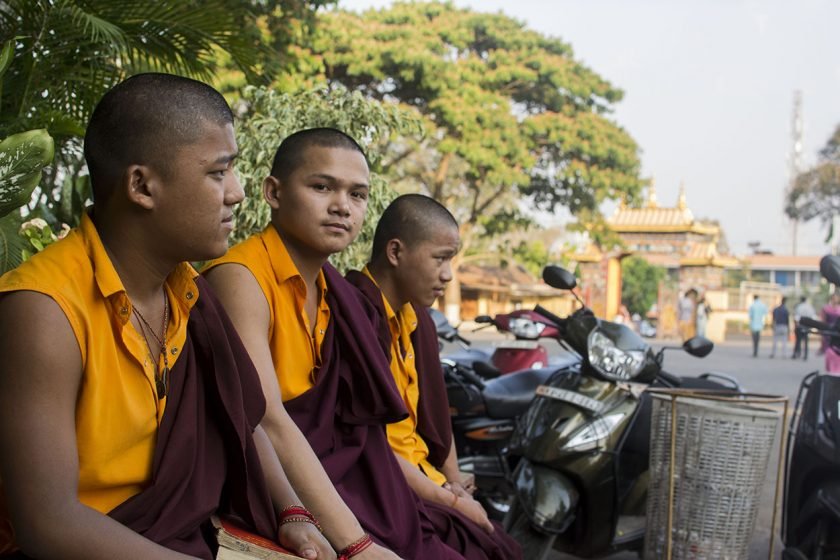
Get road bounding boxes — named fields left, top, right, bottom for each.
left=454, top=331, right=823, bottom=559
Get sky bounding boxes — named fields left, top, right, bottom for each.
left=337, top=0, right=840, bottom=256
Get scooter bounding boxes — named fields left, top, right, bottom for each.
left=432, top=307, right=564, bottom=379
left=472, top=310, right=561, bottom=377
left=503, top=265, right=741, bottom=559
left=432, top=309, right=579, bottom=519
left=782, top=255, right=840, bottom=560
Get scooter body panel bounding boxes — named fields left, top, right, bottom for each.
left=785, top=373, right=840, bottom=554
left=512, top=459, right=579, bottom=533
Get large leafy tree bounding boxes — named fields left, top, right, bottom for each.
left=621, top=256, right=666, bottom=316
left=786, top=124, right=840, bottom=241
left=307, top=2, right=643, bottom=313
left=0, top=0, right=332, bottom=229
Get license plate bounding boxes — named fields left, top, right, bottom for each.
left=535, top=385, right=605, bottom=414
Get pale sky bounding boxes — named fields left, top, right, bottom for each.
left=337, top=0, right=840, bottom=256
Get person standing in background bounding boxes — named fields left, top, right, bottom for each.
left=695, top=296, right=711, bottom=338
left=770, top=297, right=790, bottom=359
left=792, top=296, right=816, bottom=360
left=821, top=293, right=840, bottom=374
left=748, top=295, right=768, bottom=358
left=677, top=289, right=698, bottom=341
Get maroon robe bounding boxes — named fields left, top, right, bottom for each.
left=107, top=276, right=278, bottom=558
left=283, top=264, right=464, bottom=559
left=346, top=269, right=523, bottom=560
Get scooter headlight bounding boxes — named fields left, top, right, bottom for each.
left=508, top=317, right=546, bottom=340
left=562, top=413, right=626, bottom=452
left=587, top=329, right=646, bottom=381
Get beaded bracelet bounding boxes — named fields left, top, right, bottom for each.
left=279, top=505, right=323, bottom=532
left=338, top=533, right=373, bottom=559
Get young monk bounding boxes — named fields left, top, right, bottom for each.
left=346, top=194, right=522, bottom=560
left=0, top=74, right=334, bottom=559
left=205, top=129, right=498, bottom=559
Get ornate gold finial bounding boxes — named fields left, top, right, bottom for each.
left=619, top=194, right=628, bottom=210
left=646, top=177, right=658, bottom=208
left=677, top=180, right=687, bottom=210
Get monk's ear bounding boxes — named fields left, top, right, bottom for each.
left=263, top=176, right=282, bottom=209
left=385, top=238, right=403, bottom=268
left=123, top=164, right=157, bottom=210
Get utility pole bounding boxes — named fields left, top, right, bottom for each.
left=788, top=90, right=803, bottom=256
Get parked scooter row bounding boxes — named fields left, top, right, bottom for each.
left=497, top=265, right=741, bottom=559
left=783, top=255, right=840, bottom=560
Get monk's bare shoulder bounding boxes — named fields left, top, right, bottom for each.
left=0, top=290, right=82, bottom=388
left=205, top=263, right=270, bottom=332
left=0, top=290, right=84, bottom=551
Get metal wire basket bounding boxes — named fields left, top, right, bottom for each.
left=643, top=390, right=788, bottom=560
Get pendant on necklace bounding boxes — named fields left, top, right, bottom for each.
left=157, top=366, right=169, bottom=399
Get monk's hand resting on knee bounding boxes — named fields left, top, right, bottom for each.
left=453, top=494, right=494, bottom=534
left=278, top=521, right=336, bottom=560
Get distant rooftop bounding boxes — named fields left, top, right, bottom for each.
left=608, top=181, right=718, bottom=235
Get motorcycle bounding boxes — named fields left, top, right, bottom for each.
left=432, top=308, right=579, bottom=519
left=472, top=310, right=562, bottom=377
left=782, top=255, right=840, bottom=560
left=431, top=307, right=566, bottom=379
left=503, top=265, right=741, bottom=559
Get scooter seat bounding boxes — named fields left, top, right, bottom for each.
left=482, top=367, right=558, bottom=420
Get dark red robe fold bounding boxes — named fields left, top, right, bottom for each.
left=345, top=270, right=522, bottom=560
left=283, top=264, right=464, bottom=559
left=107, top=276, right=278, bottom=559
left=344, top=269, right=452, bottom=467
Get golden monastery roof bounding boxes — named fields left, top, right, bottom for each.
left=609, top=182, right=719, bottom=235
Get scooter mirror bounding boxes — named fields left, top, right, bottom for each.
left=474, top=315, right=493, bottom=324
left=820, top=255, right=840, bottom=286
left=683, top=336, right=714, bottom=358
left=543, top=265, right=577, bottom=291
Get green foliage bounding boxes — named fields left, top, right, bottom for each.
left=308, top=2, right=643, bottom=251
left=511, top=240, right=550, bottom=278
left=0, top=212, right=26, bottom=273
left=786, top=124, right=840, bottom=236
left=0, top=128, right=54, bottom=274
left=233, top=84, right=423, bottom=271
left=0, top=128, right=54, bottom=218
left=621, top=255, right=666, bottom=316
left=19, top=217, right=67, bottom=261
left=0, top=0, right=262, bottom=138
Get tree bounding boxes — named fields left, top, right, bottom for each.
left=786, top=124, right=840, bottom=239
left=307, top=2, right=643, bottom=315
left=0, top=0, right=333, bottom=231
left=621, top=256, right=665, bottom=316
left=232, top=84, right=423, bottom=272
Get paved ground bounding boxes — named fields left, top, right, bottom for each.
left=452, top=331, right=824, bottom=559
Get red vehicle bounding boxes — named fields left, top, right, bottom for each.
left=472, top=309, right=562, bottom=377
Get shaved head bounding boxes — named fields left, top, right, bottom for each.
left=84, top=73, right=233, bottom=204
left=371, top=194, right=458, bottom=262
left=270, top=127, right=367, bottom=181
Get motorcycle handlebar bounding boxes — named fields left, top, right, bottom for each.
left=801, top=316, right=835, bottom=332
left=534, top=304, right=565, bottom=327
left=458, top=365, right=486, bottom=389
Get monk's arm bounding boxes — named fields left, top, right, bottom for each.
left=252, top=426, right=335, bottom=559
left=0, top=292, right=195, bottom=560
left=393, top=454, right=494, bottom=533
left=439, top=440, right=475, bottom=495
left=206, top=265, right=402, bottom=559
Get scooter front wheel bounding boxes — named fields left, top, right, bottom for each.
left=506, top=504, right=558, bottom=560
